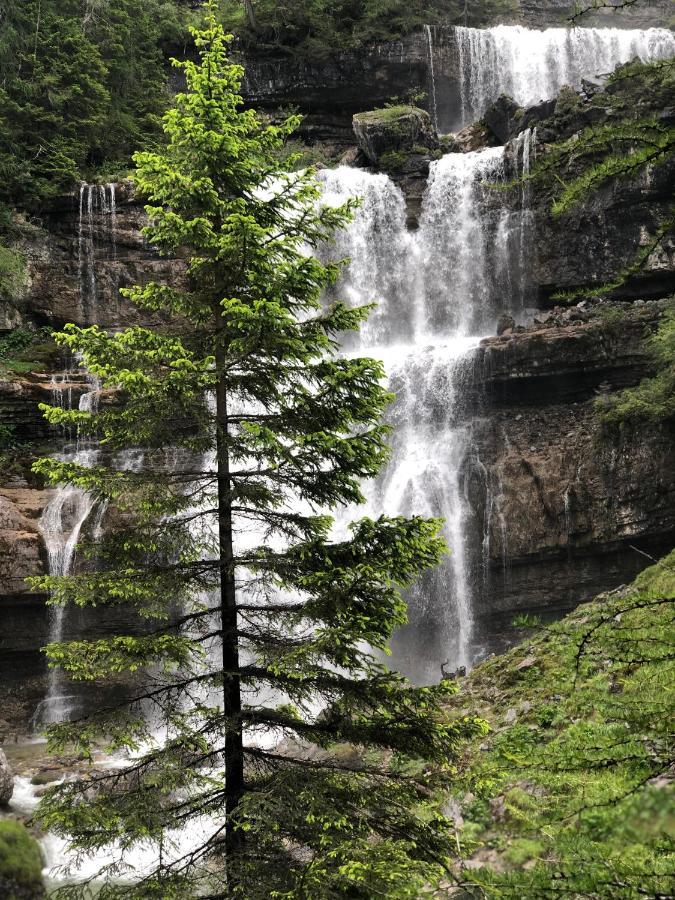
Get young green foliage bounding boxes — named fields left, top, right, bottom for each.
left=32, top=6, right=486, bottom=896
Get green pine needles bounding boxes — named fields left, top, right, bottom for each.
left=30, top=7, right=486, bottom=897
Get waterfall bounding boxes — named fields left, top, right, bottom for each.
left=34, top=371, right=102, bottom=726
left=318, top=167, right=415, bottom=348
left=319, top=147, right=526, bottom=679
left=424, top=25, right=439, bottom=132
left=416, top=147, right=506, bottom=337
left=456, top=25, right=675, bottom=125
left=77, top=182, right=118, bottom=310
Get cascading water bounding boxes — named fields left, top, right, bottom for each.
left=78, top=182, right=118, bottom=310
left=318, top=168, right=415, bottom=347
left=35, top=372, right=102, bottom=725
left=320, top=145, right=528, bottom=680
left=455, top=25, right=675, bottom=126
left=415, top=147, right=507, bottom=337
left=424, top=24, right=439, bottom=132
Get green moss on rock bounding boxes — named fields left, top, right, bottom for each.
left=0, top=820, right=45, bottom=899
left=352, top=105, right=437, bottom=164
left=447, top=550, right=675, bottom=897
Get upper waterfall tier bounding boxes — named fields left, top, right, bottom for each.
left=455, top=25, right=675, bottom=125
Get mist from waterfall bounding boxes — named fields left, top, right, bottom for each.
left=456, top=25, right=675, bottom=125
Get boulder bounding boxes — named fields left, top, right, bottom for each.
left=0, top=819, right=45, bottom=898
left=483, top=94, right=522, bottom=144
left=496, top=313, right=516, bottom=336
left=352, top=106, right=438, bottom=165
left=0, top=748, right=13, bottom=805
left=454, top=122, right=492, bottom=153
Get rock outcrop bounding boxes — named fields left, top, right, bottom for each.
left=0, top=749, right=13, bottom=806
left=353, top=106, right=438, bottom=164
left=519, top=0, right=673, bottom=29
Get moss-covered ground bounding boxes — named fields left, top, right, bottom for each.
left=442, top=550, right=675, bottom=898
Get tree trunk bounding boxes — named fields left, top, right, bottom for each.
left=243, top=0, right=257, bottom=30
left=215, top=346, right=245, bottom=859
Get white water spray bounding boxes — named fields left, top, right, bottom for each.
left=319, top=145, right=526, bottom=678
left=36, top=372, right=102, bottom=725
left=456, top=25, right=675, bottom=125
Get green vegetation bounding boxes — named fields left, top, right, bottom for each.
left=0, top=820, right=45, bottom=899
left=31, top=9, right=486, bottom=896
left=598, top=299, right=675, bottom=427
left=354, top=104, right=420, bottom=124
left=0, top=0, right=193, bottom=208
left=217, top=0, right=516, bottom=59
left=527, top=61, right=675, bottom=430
left=0, top=245, right=26, bottom=298
left=510, top=612, right=541, bottom=628
left=447, top=550, right=675, bottom=899
left=532, top=60, right=675, bottom=297
left=0, top=327, right=58, bottom=376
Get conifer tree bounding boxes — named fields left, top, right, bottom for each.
left=32, top=6, right=486, bottom=896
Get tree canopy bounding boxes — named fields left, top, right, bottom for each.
left=217, top=0, right=516, bottom=59
left=0, top=0, right=191, bottom=207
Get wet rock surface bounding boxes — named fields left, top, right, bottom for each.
left=14, top=182, right=185, bottom=330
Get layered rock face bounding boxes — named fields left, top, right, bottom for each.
left=14, top=182, right=183, bottom=330
left=520, top=0, right=674, bottom=29
left=464, top=304, right=675, bottom=646
left=239, top=14, right=674, bottom=140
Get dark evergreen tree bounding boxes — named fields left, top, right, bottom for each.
left=0, top=0, right=189, bottom=206
left=32, top=7, right=486, bottom=896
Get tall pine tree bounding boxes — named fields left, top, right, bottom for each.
left=32, top=5, right=485, bottom=897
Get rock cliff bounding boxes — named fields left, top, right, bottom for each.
left=465, top=302, right=675, bottom=652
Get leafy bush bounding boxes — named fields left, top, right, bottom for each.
left=0, top=327, right=58, bottom=375
left=0, top=425, right=16, bottom=450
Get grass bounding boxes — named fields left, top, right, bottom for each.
left=0, top=327, right=59, bottom=377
